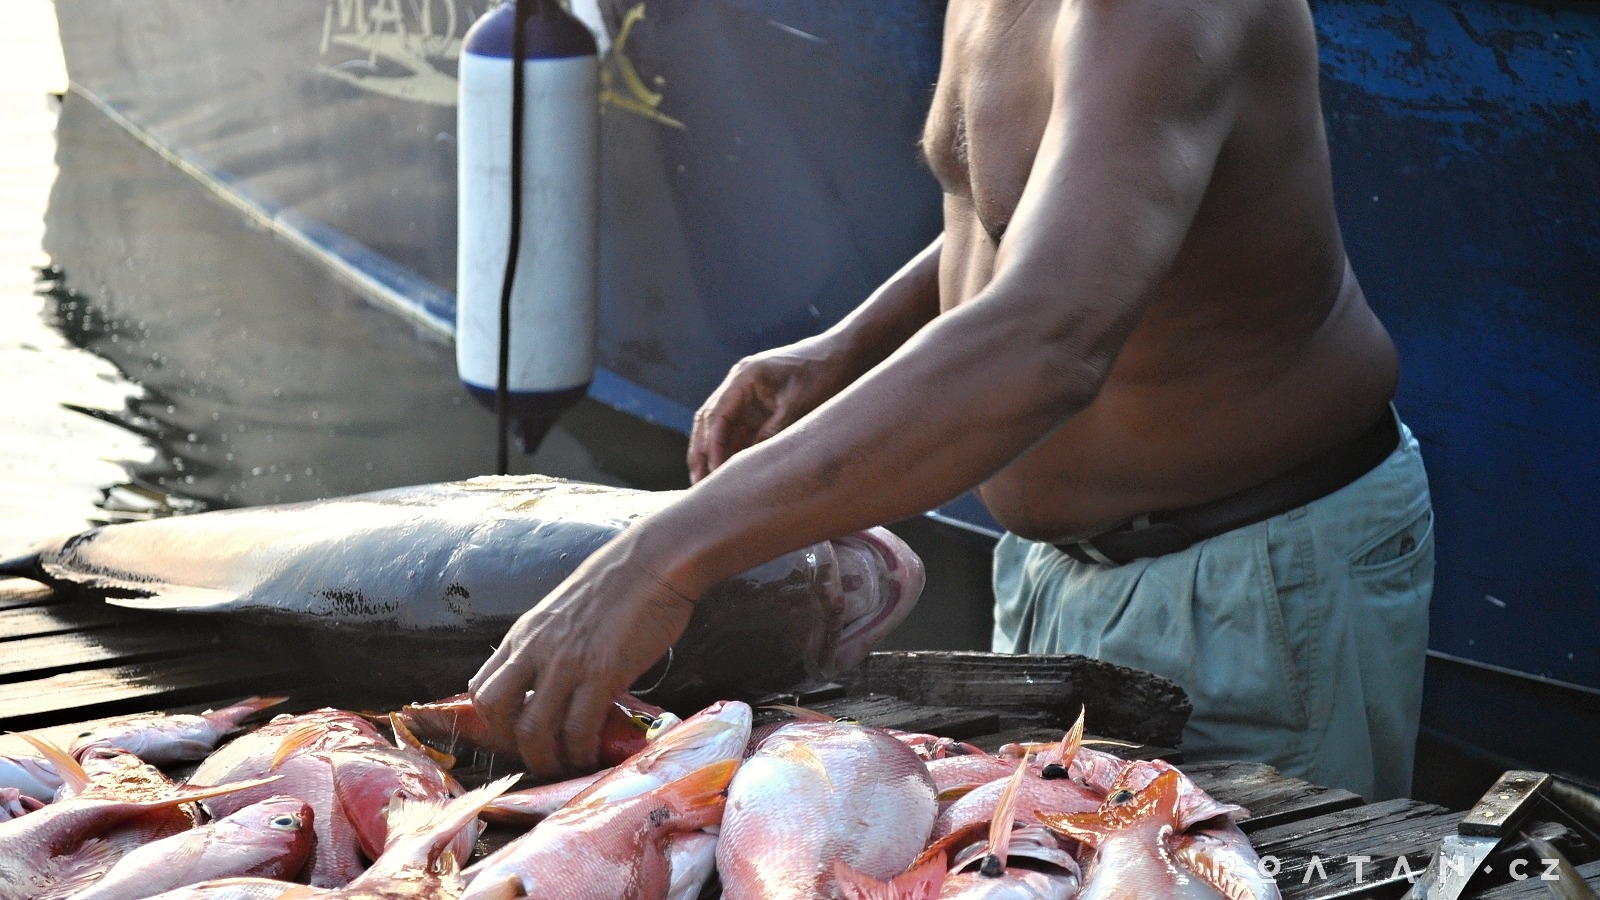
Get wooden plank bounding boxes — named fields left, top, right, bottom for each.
left=0, top=650, right=304, bottom=731
left=0, top=603, right=145, bottom=641
left=0, top=578, right=55, bottom=610
left=1253, top=798, right=1457, bottom=899
left=0, top=625, right=215, bottom=679
left=839, top=650, right=1192, bottom=748
left=1183, top=760, right=1367, bottom=833
left=809, top=694, right=1001, bottom=741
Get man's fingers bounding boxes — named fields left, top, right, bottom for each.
left=560, top=679, right=618, bottom=774
left=470, top=653, right=534, bottom=755
left=515, top=658, right=584, bottom=780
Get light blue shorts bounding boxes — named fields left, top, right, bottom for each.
left=992, top=410, right=1433, bottom=800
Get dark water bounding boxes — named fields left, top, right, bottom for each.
left=0, top=8, right=993, bottom=652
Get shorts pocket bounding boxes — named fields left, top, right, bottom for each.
left=1350, top=505, right=1434, bottom=573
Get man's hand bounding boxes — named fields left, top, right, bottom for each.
left=467, top=541, right=696, bottom=780
left=688, top=336, right=859, bottom=483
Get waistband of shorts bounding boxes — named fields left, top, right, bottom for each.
left=1054, top=412, right=1401, bottom=566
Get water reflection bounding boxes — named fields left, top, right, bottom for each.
left=21, top=91, right=688, bottom=537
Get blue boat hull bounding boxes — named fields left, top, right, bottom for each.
left=51, top=0, right=1600, bottom=781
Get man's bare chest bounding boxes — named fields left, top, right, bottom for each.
left=922, top=0, right=1058, bottom=242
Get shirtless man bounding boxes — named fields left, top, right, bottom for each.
left=471, top=0, right=1435, bottom=799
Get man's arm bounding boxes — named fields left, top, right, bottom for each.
left=658, top=0, right=1250, bottom=592
left=688, top=235, right=943, bottom=480
left=472, top=0, right=1251, bottom=776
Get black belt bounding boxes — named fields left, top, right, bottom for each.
left=1055, top=413, right=1400, bottom=566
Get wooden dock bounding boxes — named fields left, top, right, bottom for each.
left=4, top=576, right=1598, bottom=898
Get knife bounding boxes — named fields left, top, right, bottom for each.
left=1403, top=770, right=1552, bottom=900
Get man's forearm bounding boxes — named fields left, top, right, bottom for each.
left=820, top=234, right=943, bottom=372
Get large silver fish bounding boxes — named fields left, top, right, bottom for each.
left=0, top=475, right=925, bottom=706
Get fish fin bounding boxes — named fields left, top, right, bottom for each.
left=390, top=712, right=457, bottom=770
left=833, top=852, right=948, bottom=900
left=31, top=836, right=123, bottom=900
left=652, top=758, right=737, bottom=828
left=463, top=873, right=526, bottom=900
left=269, top=722, right=328, bottom=769
left=1038, top=768, right=1184, bottom=849
left=982, top=758, right=1031, bottom=875
left=757, top=703, right=836, bottom=722
left=105, top=586, right=241, bottom=613
left=936, top=783, right=982, bottom=803
left=364, top=774, right=521, bottom=880
left=913, top=821, right=989, bottom=871
left=13, top=733, right=88, bottom=795
left=1040, top=707, right=1085, bottom=769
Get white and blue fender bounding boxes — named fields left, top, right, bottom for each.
left=456, top=0, right=599, bottom=449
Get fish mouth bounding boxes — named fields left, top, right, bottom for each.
left=828, top=528, right=926, bottom=671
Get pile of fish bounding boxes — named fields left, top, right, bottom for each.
left=0, top=693, right=1284, bottom=899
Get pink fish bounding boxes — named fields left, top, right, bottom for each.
left=69, top=697, right=288, bottom=765
left=24, top=739, right=200, bottom=863
left=186, top=709, right=394, bottom=887
left=392, top=691, right=663, bottom=764
left=46, top=796, right=313, bottom=900
left=461, top=759, right=738, bottom=900
left=0, top=777, right=276, bottom=900
left=0, top=787, right=43, bottom=821
left=837, top=761, right=1080, bottom=899
left=480, top=699, right=751, bottom=827
left=0, top=751, right=64, bottom=802
left=716, top=722, right=938, bottom=899
left=1039, top=770, right=1266, bottom=900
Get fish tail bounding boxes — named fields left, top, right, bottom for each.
left=833, top=852, right=947, bottom=900
left=207, top=695, right=291, bottom=728
left=0, top=550, right=43, bottom=581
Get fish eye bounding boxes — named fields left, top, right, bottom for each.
left=76, top=731, right=93, bottom=739
left=1040, top=763, right=1068, bottom=780
left=1109, top=789, right=1135, bottom=805
left=645, top=713, right=681, bottom=741
left=629, top=713, right=654, bottom=730
left=833, top=716, right=859, bottom=725
left=979, top=854, right=1004, bottom=878
left=270, top=814, right=301, bottom=830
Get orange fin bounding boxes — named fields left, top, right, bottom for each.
left=660, top=758, right=738, bottom=813
left=268, top=722, right=327, bottom=770
left=14, top=733, right=88, bottom=795
left=834, top=851, right=948, bottom=900
left=758, top=703, right=837, bottom=722
left=1038, top=768, right=1184, bottom=849
left=389, top=712, right=457, bottom=770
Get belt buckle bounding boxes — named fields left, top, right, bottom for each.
left=1071, top=517, right=1196, bottom=565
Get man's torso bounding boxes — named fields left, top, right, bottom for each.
left=925, top=0, right=1400, bottom=541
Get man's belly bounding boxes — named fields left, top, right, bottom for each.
left=978, top=313, right=1399, bottom=542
